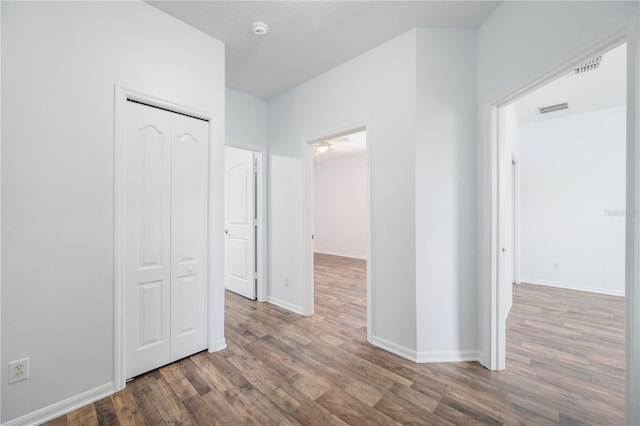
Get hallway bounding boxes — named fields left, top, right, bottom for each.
left=46, top=255, right=624, bottom=424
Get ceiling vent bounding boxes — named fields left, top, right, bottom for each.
left=538, top=102, right=569, bottom=115
left=574, top=55, right=602, bottom=74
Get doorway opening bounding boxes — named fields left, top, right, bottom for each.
left=304, top=126, right=371, bottom=341
left=488, top=36, right=632, bottom=369
left=224, top=144, right=266, bottom=302
left=494, top=42, right=627, bottom=422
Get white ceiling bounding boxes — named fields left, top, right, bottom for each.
left=513, top=43, right=627, bottom=124
left=148, top=1, right=501, bottom=100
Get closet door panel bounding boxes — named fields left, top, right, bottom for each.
left=170, top=113, right=209, bottom=360
left=124, top=102, right=172, bottom=379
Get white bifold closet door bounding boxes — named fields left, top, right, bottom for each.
left=124, top=101, right=208, bottom=379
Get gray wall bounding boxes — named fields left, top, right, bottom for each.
left=415, top=28, right=478, bottom=358
left=226, top=87, right=268, bottom=148
left=519, top=106, right=626, bottom=295
left=268, top=30, right=418, bottom=350
left=1, top=2, right=225, bottom=422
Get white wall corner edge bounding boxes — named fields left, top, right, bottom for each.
left=1, top=382, right=115, bottom=426
left=520, top=278, right=625, bottom=297
left=266, top=296, right=305, bottom=316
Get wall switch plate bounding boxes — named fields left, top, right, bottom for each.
left=284, top=276, right=289, bottom=286
left=9, top=358, right=29, bottom=384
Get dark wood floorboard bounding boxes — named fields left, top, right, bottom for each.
left=45, top=253, right=624, bottom=425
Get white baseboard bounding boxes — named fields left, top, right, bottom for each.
left=369, top=335, right=417, bottom=362
left=520, top=277, right=625, bottom=297
left=3, top=382, right=114, bottom=426
left=477, top=351, right=488, bottom=368
left=313, top=250, right=366, bottom=260
left=209, top=338, right=227, bottom=352
left=267, top=296, right=304, bottom=315
left=369, top=336, right=417, bottom=362
left=369, top=335, right=479, bottom=364
left=416, top=349, right=480, bottom=363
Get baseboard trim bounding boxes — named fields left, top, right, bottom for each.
left=369, top=335, right=417, bottom=362
left=416, top=349, right=480, bottom=363
left=3, top=382, right=114, bottom=426
left=313, top=250, right=366, bottom=260
left=267, top=296, right=304, bottom=315
left=477, top=351, right=488, bottom=368
left=370, top=335, right=480, bottom=364
left=520, top=277, right=625, bottom=297
left=209, top=337, right=227, bottom=352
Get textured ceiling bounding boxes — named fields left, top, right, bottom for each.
left=148, top=1, right=502, bottom=100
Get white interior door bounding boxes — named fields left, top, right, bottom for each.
left=125, top=101, right=208, bottom=379
left=170, top=113, right=209, bottom=361
left=225, top=146, right=256, bottom=300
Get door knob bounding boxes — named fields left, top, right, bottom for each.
left=188, top=266, right=194, bottom=273
left=225, top=229, right=229, bottom=234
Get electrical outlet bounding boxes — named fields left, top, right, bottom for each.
left=284, top=276, right=289, bottom=287
left=9, top=358, right=29, bottom=384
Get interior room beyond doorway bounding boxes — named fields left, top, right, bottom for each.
left=500, top=42, right=627, bottom=422
left=311, top=130, right=368, bottom=332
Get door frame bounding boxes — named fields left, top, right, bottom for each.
left=225, top=140, right=267, bottom=302
left=113, top=86, right=220, bottom=391
left=484, top=23, right=639, bottom=423
left=511, top=155, right=520, bottom=286
left=303, top=122, right=372, bottom=342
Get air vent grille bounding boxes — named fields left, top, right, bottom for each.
left=574, top=56, right=602, bottom=74
left=538, top=103, right=569, bottom=115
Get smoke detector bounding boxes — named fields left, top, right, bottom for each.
left=251, top=22, right=269, bottom=36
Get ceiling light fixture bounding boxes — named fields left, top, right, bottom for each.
left=316, top=142, right=330, bottom=153
left=251, top=22, right=269, bottom=36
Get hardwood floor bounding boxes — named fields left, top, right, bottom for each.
left=46, top=253, right=624, bottom=425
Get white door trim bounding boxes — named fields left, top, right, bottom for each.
left=512, top=155, right=520, bottom=285
left=485, top=28, right=628, bottom=371
left=303, top=139, right=315, bottom=317
left=626, top=12, right=640, bottom=424
left=114, top=85, right=219, bottom=391
left=225, top=140, right=267, bottom=302
left=303, top=122, right=372, bottom=342
left=484, top=20, right=639, bottom=424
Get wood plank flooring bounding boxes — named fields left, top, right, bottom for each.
left=46, top=253, right=624, bottom=425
